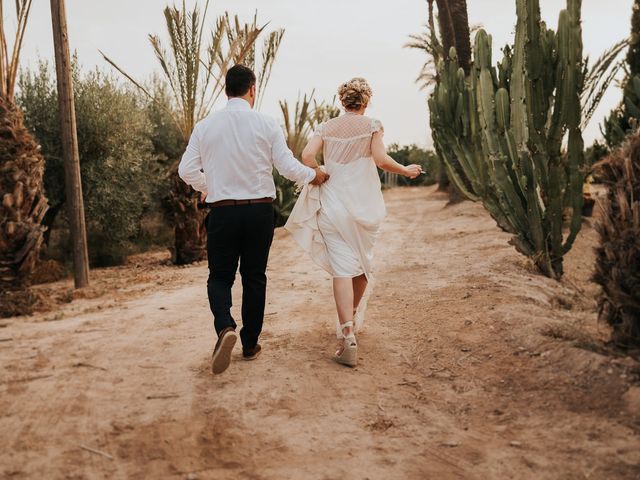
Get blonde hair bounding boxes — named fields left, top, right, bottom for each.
left=338, top=77, right=372, bottom=111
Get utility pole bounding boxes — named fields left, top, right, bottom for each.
left=50, top=0, right=89, bottom=288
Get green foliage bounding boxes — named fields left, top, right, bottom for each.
left=145, top=77, right=185, bottom=166
left=17, top=61, right=162, bottom=266
left=429, top=0, right=587, bottom=279
left=604, top=74, right=640, bottom=148
left=387, top=144, right=439, bottom=186
left=585, top=141, right=610, bottom=178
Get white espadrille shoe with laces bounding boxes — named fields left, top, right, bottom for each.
left=334, top=321, right=358, bottom=367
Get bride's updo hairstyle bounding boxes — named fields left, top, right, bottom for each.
left=338, top=77, right=372, bottom=111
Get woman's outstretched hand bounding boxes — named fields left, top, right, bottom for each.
left=403, top=164, right=422, bottom=179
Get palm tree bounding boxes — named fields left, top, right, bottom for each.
left=103, top=1, right=281, bottom=264
left=404, top=0, right=443, bottom=92
left=0, top=0, right=49, bottom=297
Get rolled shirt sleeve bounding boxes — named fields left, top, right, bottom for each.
left=270, top=120, right=316, bottom=185
left=178, top=125, right=208, bottom=194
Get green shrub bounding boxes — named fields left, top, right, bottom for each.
left=17, top=60, right=163, bottom=266
left=387, top=144, right=439, bottom=186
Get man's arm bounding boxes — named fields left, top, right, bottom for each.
left=178, top=125, right=208, bottom=194
left=270, top=121, right=319, bottom=185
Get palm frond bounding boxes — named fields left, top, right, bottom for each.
left=0, top=1, right=7, bottom=94
left=0, top=0, right=32, bottom=99
left=311, top=96, right=340, bottom=126
left=197, top=15, right=225, bottom=119
left=581, top=38, right=629, bottom=129
left=200, top=13, right=265, bottom=115
left=279, top=91, right=315, bottom=158
left=279, top=92, right=340, bottom=158
left=103, top=5, right=283, bottom=143
left=404, top=2, right=444, bottom=92
left=256, top=28, right=284, bottom=110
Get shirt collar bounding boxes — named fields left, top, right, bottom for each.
left=226, top=97, right=252, bottom=110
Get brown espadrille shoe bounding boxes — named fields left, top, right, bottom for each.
left=242, top=344, right=262, bottom=361
left=211, top=327, right=237, bottom=374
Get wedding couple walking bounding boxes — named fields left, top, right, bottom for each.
left=178, top=65, right=421, bottom=374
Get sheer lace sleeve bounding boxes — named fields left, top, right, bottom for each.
left=313, top=122, right=325, bottom=138
left=371, top=118, right=384, bottom=134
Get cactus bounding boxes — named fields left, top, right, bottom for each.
left=429, top=0, right=586, bottom=279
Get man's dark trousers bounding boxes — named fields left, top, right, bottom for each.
left=206, top=202, right=274, bottom=350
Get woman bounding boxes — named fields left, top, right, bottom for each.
left=285, top=78, right=421, bottom=367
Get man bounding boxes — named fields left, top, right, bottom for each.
left=178, top=64, right=328, bottom=375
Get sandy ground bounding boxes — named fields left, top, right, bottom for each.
left=1, top=187, right=639, bottom=480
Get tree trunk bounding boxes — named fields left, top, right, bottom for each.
left=51, top=0, right=90, bottom=288
left=437, top=158, right=449, bottom=191
left=42, top=201, right=64, bottom=246
left=435, top=0, right=472, bottom=74
left=446, top=182, right=466, bottom=204
left=0, top=97, right=48, bottom=291
left=167, top=163, right=207, bottom=265
left=435, top=0, right=456, bottom=60
left=449, top=0, right=472, bottom=74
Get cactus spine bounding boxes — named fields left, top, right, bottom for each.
left=429, top=0, right=586, bottom=279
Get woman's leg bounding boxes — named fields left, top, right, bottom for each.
left=352, top=274, right=368, bottom=313
left=332, top=277, right=354, bottom=336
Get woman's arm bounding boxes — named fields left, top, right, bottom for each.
left=371, top=131, right=421, bottom=179
left=300, top=135, right=328, bottom=185
left=301, top=135, right=323, bottom=168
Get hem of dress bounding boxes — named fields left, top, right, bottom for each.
left=331, top=273, right=365, bottom=279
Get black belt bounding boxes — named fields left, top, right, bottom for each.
left=208, top=197, right=273, bottom=208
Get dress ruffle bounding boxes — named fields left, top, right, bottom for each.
left=284, top=182, right=332, bottom=275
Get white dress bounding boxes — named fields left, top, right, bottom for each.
left=284, top=113, right=386, bottom=337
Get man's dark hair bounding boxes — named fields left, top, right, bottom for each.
left=225, top=64, right=256, bottom=97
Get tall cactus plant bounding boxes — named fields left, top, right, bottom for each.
left=429, top=0, right=586, bottom=279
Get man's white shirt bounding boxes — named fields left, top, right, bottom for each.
left=178, top=97, right=316, bottom=203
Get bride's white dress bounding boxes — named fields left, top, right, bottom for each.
left=284, top=113, right=386, bottom=337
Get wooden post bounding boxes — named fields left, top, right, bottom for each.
left=50, top=0, right=89, bottom=288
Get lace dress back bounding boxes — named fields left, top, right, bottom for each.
left=314, top=114, right=383, bottom=165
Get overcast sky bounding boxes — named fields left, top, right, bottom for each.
left=15, top=0, right=633, bottom=147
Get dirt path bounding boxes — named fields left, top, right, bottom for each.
left=1, top=187, right=639, bottom=479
